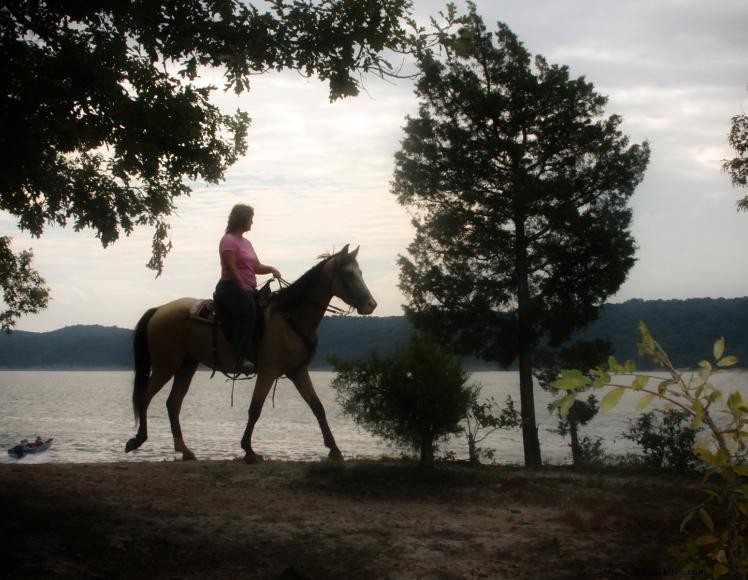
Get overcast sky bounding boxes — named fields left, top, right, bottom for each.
left=3, top=0, right=747, bottom=332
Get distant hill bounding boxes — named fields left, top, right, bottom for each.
left=1, top=297, right=746, bottom=370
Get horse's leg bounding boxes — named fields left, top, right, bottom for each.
left=288, top=368, right=343, bottom=462
left=125, top=367, right=173, bottom=452
left=167, top=357, right=199, bottom=461
left=240, top=371, right=277, bottom=464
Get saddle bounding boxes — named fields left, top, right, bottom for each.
left=189, top=281, right=273, bottom=369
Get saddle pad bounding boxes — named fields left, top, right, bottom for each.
left=189, top=299, right=217, bottom=325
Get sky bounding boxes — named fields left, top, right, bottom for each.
left=3, top=0, right=747, bottom=332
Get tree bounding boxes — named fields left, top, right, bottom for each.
left=463, top=390, right=520, bottom=464
left=0, top=237, right=49, bottom=332
left=723, top=96, right=747, bottom=211
left=392, top=5, right=650, bottom=467
left=536, top=339, right=612, bottom=465
left=0, top=0, right=416, bottom=329
left=330, top=332, right=474, bottom=469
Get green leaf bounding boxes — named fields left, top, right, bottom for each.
left=727, top=391, right=745, bottom=414
left=636, top=393, right=655, bottom=411
left=734, top=465, right=748, bottom=477
left=713, top=337, right=725, bottom=360
left=717, top=355, right=739, bottom=367
left=600, top=388, right=625, bottom=413
left=713, top=563, right=729, bottom=578
left=638, top=321, right=655, bottom=355
left=607, top=355, right=623, bottom=373
left=698, top=508, right=714, bottom=532
left=695, top=534, right=718, bottom=546
left=680, top=510, right=695, bottom=532
left=558, top=394, right=577, bottom=419
left=632, top=375, right=649, bottom=391
left=658, top=379, right=674, bottom=395
left=694, top=446, right=717, bottom=465
left=551, top=369, right=589, bottom=391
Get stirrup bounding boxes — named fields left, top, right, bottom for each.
left=236, top=359, right=255, bottom=375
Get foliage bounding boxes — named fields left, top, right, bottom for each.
left=391, top=3, right=649, bottom=467
left=0, top=237, right=50, bottom=333
left=330, top=332, right=474, bottom=469
left=622, top=410, right=701, bottom=471
left=722, top=98, right=747, bottom=211
left=553, top=323, right=747, bottom=579
left=1, top=0, right=417, bottom=326
left=536, top=339, right=611, bottom=465
left=463, top=390, right=520, bottom=464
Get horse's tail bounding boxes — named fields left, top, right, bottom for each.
left=132, top=307, right=158, bottom=425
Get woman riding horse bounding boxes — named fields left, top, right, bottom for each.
left=215, top=204, right=281, bottom=375
left=125, top=244, right=377, bottom=463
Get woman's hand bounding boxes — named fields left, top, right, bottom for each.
left=270, top=267, right=281, bottom=279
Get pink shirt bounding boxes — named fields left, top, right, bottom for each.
left=219, top=233, right=258, bottom=289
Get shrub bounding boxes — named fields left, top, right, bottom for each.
left=623, top=410, right=701, bottom=471
left=463, top=390, right=521, bottom=464
left=552, top=323, right=747, bottom=579
left=330, top=332, right=474, bottom=469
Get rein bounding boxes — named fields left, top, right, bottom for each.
left=211, top=270, right=353, bottom=407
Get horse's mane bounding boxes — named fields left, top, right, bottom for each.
left=270, top=251, right=341, bottom=312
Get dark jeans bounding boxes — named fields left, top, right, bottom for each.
left=214, top=279, right=255, bottom=366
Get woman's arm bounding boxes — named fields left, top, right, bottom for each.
left=255, top=262, right=281, bottom=278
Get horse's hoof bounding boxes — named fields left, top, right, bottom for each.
left=182, top=451, right=197, bottom=461
left=125, top=437, right=143, bottom=453
left=244, top=453, right=264, bottom=465
left=329, top=449, right=344, bottom=463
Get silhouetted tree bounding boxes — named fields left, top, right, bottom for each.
left=392, top=5, right=650, bottom=466
left=0, top=237, right=49, bottom=332
left=330, top=332, right=473, bottom=469
left=0, top=0, right=416, bottom=328
left=723, top=91, right=747, bottom=211
left=536, top=339, right=613, bottom=465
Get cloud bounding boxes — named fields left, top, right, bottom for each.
left=5, top=0, right=748, bottom=331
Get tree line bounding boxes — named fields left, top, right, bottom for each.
left=0, top=297, right=745, bottom=369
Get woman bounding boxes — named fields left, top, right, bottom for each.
left=215, top=204, right=280, bottom=373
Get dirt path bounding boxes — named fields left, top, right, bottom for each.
left=1, top=460, right=698, bottom=579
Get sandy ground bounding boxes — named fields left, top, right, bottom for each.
left=1, top=459, right=699, bottom=579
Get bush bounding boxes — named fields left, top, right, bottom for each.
left=330, top=333, right=474, bottom=469
left=552, top=324, right=747, bottom=579
left=464, top=390, right=521, bottom=464
left=623, top=410, right=701, bottom=471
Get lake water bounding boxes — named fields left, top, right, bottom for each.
left=2, top=370, right=746, bottom=465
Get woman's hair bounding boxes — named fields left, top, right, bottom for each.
left=226, top=204, right=254, bottom=233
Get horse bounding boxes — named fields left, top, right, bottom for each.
left=125, top=244, right=377, bottom=463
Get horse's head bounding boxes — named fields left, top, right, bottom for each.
left=330, top=245, right=377, bottom=315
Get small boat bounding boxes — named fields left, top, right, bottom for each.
left=7, top=437, right=54, bottom=458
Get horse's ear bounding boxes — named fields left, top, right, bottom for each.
left=350, top=245, right=360, bottom=259
left=340, top=244, right=350, bottom=256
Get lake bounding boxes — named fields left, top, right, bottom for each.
left=1, top=370, right=746, bottom=465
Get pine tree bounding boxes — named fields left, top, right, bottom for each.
left=392, top=5, right=649, bottom=466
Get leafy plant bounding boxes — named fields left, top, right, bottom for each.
left=330, top=333, right=474, bottom=469
left=623, top=410, right=701, bottom=471
left=463, top=390, right=521, bottom=464
left=553, top=323, right=747, bottom=579
left=537, top=340, right=612, bottom=465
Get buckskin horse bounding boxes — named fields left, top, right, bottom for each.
left=125, top=245, right=377, bottom=463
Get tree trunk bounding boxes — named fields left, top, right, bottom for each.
left=468, top=433, right=479, bottom=465
left=419, top=435, right=434, bottom=470
left=515, top=217, right=542, bottom=467
left=569, top=419, right=581, bottom=465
